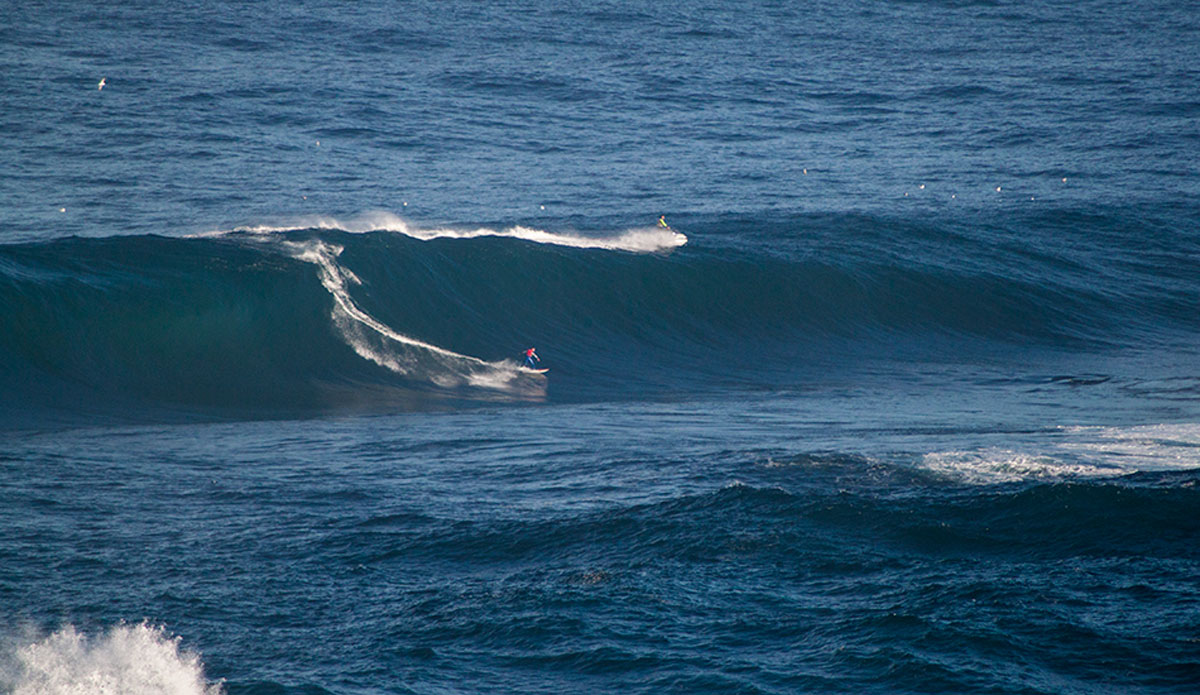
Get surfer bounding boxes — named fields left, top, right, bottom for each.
left=523, top=347, right=540, bottom=369
left=658, top=215, right=670, bottom=229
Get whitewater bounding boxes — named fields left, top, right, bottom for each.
left=1, top=624, right=221, bottom=695
left=219, top=211, right=688, bottom=253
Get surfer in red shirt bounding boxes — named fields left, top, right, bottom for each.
left=523, top=347, right=540, bottom=369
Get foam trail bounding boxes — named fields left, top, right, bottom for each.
left=215, top=210, right=687, bottom=252
left=919, top=449, right=1126, bottom=485
left=0, top=623, right=222, bottom=695
left=281, top=239, right=542, bottom=394
left=1056, top=423, right=1200, bottom=469
left=918, top=423, right=1200, bottom=484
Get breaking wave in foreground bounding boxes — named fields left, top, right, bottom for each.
left=0, top=623, right=221, bottom=695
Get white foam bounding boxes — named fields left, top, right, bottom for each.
left=0, top=623, right=222, bottom=695
left=919, top=423, right=1200, bottom=484
left=281, top=239, right=541, bottom=395
left=919, top=449, right=1126, bottom=485
left=286, top=239, right=480, bottom=363
left=210, top=210, right=687, bottom=253
left=1056, top=423, right=1200, bottom=470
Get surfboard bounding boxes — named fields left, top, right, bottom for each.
left=525, top=368, right=549, bottom=374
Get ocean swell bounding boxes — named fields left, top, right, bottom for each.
left=0, top=210, right=1193, bottom=421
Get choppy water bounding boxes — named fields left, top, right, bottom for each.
left=2, top=1, right=1198, bottom=693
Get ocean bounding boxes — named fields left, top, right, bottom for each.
left=2, top=0, right=1198, bottom=693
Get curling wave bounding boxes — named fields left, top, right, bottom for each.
left=1, top=208, right=1196, bottom=422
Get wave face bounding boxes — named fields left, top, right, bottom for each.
left=1, top=207, right=1196, bottom=422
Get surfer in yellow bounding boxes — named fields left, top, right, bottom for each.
left=658, top=215, right=670, bottom=229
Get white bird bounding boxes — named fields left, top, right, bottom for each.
left=98, top=77, right=106, bottom=90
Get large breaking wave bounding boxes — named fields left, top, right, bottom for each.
left=1, top=209, right=1195, bottom=422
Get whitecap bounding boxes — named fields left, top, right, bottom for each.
left=0, top=623, right=222, bottom=695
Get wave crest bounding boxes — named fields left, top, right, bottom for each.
left=217, top=210, right=688, bottom=253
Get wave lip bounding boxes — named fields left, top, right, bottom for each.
left=214, top=210, right=688, bottom=253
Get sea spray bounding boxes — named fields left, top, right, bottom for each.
left=278, top=237, right=544, bottom=395
left=0, top=623, right=222, bottom=695
left=220, top=210, right=688, bottom=252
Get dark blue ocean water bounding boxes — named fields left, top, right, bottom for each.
left=2, top=1, right=1199, bottom=693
